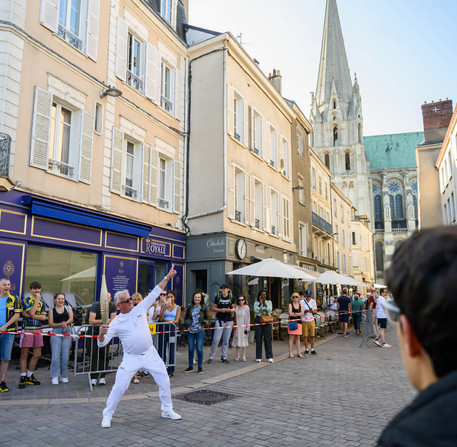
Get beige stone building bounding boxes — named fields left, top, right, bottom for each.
left=0, top=0, right=188, bottom=302
left=350, top=215, right=373, bottom=285
left=185, top=31, right=296, bottom=307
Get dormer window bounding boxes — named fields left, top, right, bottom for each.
left=160, top=0, right=172, bottom=23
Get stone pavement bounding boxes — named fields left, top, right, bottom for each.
left=0, top=327, right=415, bottom=446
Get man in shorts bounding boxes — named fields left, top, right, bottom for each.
left=18, top=281, right=47, bottom=388
left=374, top=288, right=391, bottom=348
left=0, top=278, right=22, bottom=392
left=337, top=289, right=352, bottom=337
left=300, top=290, right=317, bottom=354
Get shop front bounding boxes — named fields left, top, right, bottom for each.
left=186, top=232, right=296, bottom=309
left=0, top=191, right=185, bottom=305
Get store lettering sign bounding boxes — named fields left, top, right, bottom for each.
left=207, top=238, right=225, bottom=253
left=143, top=238, right=170, bottom=257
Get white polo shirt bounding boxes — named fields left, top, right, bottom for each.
left=300, top=298, right=317, bottom=322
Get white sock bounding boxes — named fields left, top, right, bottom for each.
left=21, top=372, right=26, bottom=377
left=27, top=370, right=33, bottom=378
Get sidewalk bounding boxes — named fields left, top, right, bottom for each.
left=0, top=330, right=338, bottom=404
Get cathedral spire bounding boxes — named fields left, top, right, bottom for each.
left=315, top=0, right=353, bottom=106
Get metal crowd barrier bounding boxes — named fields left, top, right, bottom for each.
left=150, top=322, right=177, bottom=369
left=72, top=324, right=123, bottom=391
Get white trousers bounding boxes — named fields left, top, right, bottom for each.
left=103, top=346, right=172, bottom=419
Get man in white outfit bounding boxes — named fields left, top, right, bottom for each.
left=98, top=268, right=181, bottom=428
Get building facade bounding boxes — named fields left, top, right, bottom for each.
left=185, top=32, right=297, bottom=307
left=0, top=0, right=187, bottom=302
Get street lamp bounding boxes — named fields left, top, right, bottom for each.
left=100, top=86, right=123, bottom=99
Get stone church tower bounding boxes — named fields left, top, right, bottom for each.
left=310, top=0, right=371, bottom=224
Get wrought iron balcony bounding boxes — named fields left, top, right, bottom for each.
left=158, top=198, right=169, bottom=209
left=311, top=211, right=332, bottom=235
left=57, top=25, right=83, bottom=51
left=0, top=132, right=11, bottom=177
left=126, top=70, right=144, bottom=92
left=271, top=225, right=276, bottom=235
left=48, top=159, right=74, bottom=177
left=235, top=210, right=241, bottom=222
left=255, top=218, right=260, bottom=229
left=161, top=95, right=173, bottom=113
left=123, top=184, right=138, bottom=199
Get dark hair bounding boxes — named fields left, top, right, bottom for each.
left=380, top=288, right=387, bottom=294
left=53, top=292, right=65, bottom=300
left=30, top=281, right=41, bottom=289
left=386, top=226, right=457, bottom=378
left=167, top=290, right=177, bottom=299
left=191, top=291, right=203, bottom=306
left=256, top=290, right=268, bottom=301
left=237, top=295, right=247, bottom=305
left=342, top=288, right=347, bottom=295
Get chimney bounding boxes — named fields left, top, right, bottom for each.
left=268, top=68, right=282, bottom=95
left=421, top=99, right=453, bottom=143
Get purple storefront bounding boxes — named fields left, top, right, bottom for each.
left=0, top=191, right=185, bottom=305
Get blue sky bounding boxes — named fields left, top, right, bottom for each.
left=189, top=0, right=457, bottom=136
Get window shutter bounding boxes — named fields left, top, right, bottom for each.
left=155, top=53, right=162, bottom=105
left=249, top=175, right=255, bottom=227
left=227, top=163, right=235, bottom=219
left=244, top=172, right=249, bottom=224
left=78, top=111, right=94, bottom=183
left=85, top=0, right=100, bottom=61
left=30, top=86, right=52, bottom=170
left=40, top=0, right=59, bottom=32
left=264, top=186, right=271, bottom=232
left=142, top=144, right=150, bottom=203
left=243, top=101, right=249, bottom=147
left=149, top=146, right=158, bottom=206
left=145, top=43, right=158, bottom=102
left=110, top=127, right=124, bottom=194
left=258, top=115, right=263, bottom=155
left=173, top=160, right=182, bottom=214
left=263, top=120, right=270, bottom=162
left=176, top=61, right=185, bottom=121
left=247, top=106, right=252, bottom=151
left=227, top=86, right=234, bottom=137
left=115, top=17, right=128, bottom=82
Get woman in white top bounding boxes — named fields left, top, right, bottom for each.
left=149, top=291, right=167, bottom=323
left=234, top=295, right=250, bottom=362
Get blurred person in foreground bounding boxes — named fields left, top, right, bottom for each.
left=378, top=226, right=457, bottom=446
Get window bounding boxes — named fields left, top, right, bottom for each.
left=235, top=169, right=246, bottom=222
left=299, top=223, right=307, bottom=256
left=336, top=252, right=340, bottom=270
left=340, top=205, right=344, bottom=222
left=125, top=141, right=135, bottom=197
left=375, top=195, right=382, bottom=220
left=333, top=127, right=338, bottom=146
left=358, top=124, right=362, bottom=143
left=318, top=175, right=322, bottom=195
left=127, top=32, right=144, bottom=92
left=157, top=156, right=173, bottom=209
left=58, top=0, right=83, bottom=50
left=254, top=180, right=263, bottom=229
left=269, top=126, right=277, bottom=167
left=253, top=110, right=262, bottom=156
left=334, top=225, right=339, bottom=242
left=334, top=199, right=337, bottom=216
left=325, top=153, right=330, bottom=169
left=376, top=242, right=384, bottom=271
left=281, top=138, right=289, bottom=177
left=233, top=93, right=244, bottom=142
left=271, top=190, right=279, bottom=235
left=30, top=87, right=93, bottom=183
left=345, top=152, right=351, bottom=171
left=341, top=229, right=345, bottom=246
left=451, top=192, right=456, bottom=222
left=395, top=195, right=404, bottom=218
left=343, top=255, right=346, bottom=274
left=25, top=245, right=97, bottom=305
left=161, top=61, right=175, bottom=113
left=49, top=102, right=72, bottom=177
left=297, top=175, right=305, bottom=204
left=94, top=102, right=103, bottom=134
left=352, top=232, right=356, bottom=245
left=444, top=203, right=449, bottom=224
left=353, top=254, right=358, bottom=268
left=282, top=197, right=290, bottom=239
left=325, top=182, right=328, bottom=200
left=160, top=0, right=173, bottom=23
left=297, top=131, right=304, bottom=156
left=311, top=167, right=316, bottom=190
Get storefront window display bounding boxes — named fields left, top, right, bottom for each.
left=24, top=245, right=97, bottom=304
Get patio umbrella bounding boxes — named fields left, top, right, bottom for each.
left=341, top=274, right=370, bottom=287
left=227, top=258, right=316, bottom=281
left=316, top=270, right=357, bottom=285
left=374, top=283, right=387, bottom=288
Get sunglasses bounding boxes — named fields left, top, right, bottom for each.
left=238, top=298, right=245, bottom=302
left=160, top=293, right=167, bottom=296
left=118, top=298, right=132, bottom=304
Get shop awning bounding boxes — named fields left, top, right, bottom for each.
left=28, top=198, right=152, bottom=237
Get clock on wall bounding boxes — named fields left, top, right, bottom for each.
left=235, top=239, right=247, bottom=259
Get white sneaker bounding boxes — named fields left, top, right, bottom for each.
left=267, top=358, right=274, bottom=363
left=256, top=359, right=261, bottom=363
left=51, top=377, right=59, bottom=385
left=91, top=379, right=97, bottom=386
left=373, top=339, right=382, bottom=347
left=382, top=343, right=392, bottom=348
left=98, top=378, right=106, bottom=385
left=61, top=377, right=69, bottom=383
left=162, top=409, right=182, bottom=420
left=101, top=417, right=111, bottom=428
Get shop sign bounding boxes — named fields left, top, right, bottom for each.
left=142, top=238, right=171, bottom=257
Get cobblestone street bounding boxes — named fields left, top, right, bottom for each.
left=1, top=326, right=415, bottom=446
